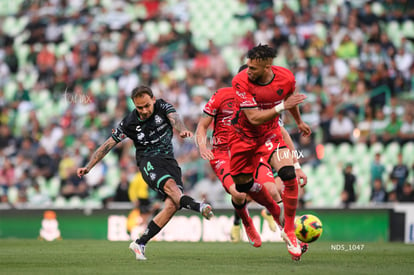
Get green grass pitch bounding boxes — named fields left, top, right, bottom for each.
left=0, top=240, right=413, bottom=275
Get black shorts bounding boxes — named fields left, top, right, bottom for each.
left=139, top=157, right=183, bottom=200
left=138, top=199, right=152, bottom=214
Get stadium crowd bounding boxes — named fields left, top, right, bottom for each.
left=0, top=0, right=414, bottom=209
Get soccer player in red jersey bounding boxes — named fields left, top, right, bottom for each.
left=229, top=44, right=311, bottom=259
left=195, top=83, right=308, bottom=248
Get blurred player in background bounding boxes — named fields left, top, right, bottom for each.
left=77, top=85, right=213, bottom=261
left=127, top=171, right=161, bottom=234
left=229, top=44, right=311, bottom=260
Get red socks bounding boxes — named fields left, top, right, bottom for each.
left=281, top=178, right=298, bottom=232
left=248, top=183, right=281, bottom=222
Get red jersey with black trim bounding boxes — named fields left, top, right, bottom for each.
left=231, top=66, right=296, bottom=139
left=203, top=87, right=234, bottom=149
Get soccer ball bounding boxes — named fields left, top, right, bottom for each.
left=295, top=214, right=323, bottom=243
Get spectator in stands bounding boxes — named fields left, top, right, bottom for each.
left=0, top=159, right=15, bottom=195
left=383, top=97, right=405, bottom=118
left=370, top=178, right=387, bottom=203
left=399, top=183, right=414, bottom=202
left=118, top=68, right=140, bottom=97
left=190, top=165, right=226, bottom=208
left=0, top=124, right=16, bottom=154
left=39, top=123, right=64, bottom=155
left=296, top=133, right=320, bottom=168
left=239, top=30, right=256, bottom=53
left=28, top=181, right=52, bottom=206
left=45, top=16, right=63, bottom=43
left=15, top=167, right=32, bottom=190
left=383, top=112, right=403, bottom=144
left=357, top=107, right=374, bottom=144
left=328, top=110, right=354, bottom=145
left=34, top=146, right=55, bottom=180
left=3, top=44, right=18, bottom=74
left=389, top=153, right=410, bottom=196
left=36, top=44, right=56, bottom=87
left=394, top=47, right=413, bottom=81
left=370, top=152, right=386, bottom=188
left=0, top=59, right=10, bottom=88
left=336, top=34, right=358, bottom=60
left=254, top=20, right=273, bottom=45
left=270, top=26, right=288, bottom=50
left=398, top=113, right=414, bottom=145
left=113, top=171, right=130, bottom=202
left=96, top=50, right=121, bottom=77
left=371, top=108, right=389, bottom=143
left=341, top=163, right=356, bottom=208
left=60, top=169, right=88, bottom=199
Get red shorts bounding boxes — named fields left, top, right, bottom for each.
left=211, top=149, right=276, bottom=193
left=210, top=149, right=233, bottom=193
left=229, top=127, right=287, bottom=177
left=255, top=157, right=275, bottom=184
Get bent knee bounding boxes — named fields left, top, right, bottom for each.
left=278, top=166, right=296, bottom=181
left=231, top=174, right=253, bottom=185
left=164, top=198, right=179, bottom=212
left=232, top=191, right=246, bottom=202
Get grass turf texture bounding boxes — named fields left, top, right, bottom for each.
left=0, top=240, right=413, bottom=275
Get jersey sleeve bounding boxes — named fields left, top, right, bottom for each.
left=232, top=73, right=257, bottom=109
left=112, top=119, right=128, bottom=143
left=203, top=91, right=219, bottom=117
left=159, top=99, right=176, bottom=114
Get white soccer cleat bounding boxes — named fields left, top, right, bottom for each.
left=129, top=241, right=147, bottom=261
left=201, top=203, right=214, bottom=220
left=281, top=230, right=302, bottom=258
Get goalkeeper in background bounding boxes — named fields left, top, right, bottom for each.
left=127, top=171, right=161, bottom=233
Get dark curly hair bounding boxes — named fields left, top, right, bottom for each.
left=247, top=44, right=277, bottom=61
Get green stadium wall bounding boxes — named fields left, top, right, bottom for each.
left=0, top=208, right=398, bottom=242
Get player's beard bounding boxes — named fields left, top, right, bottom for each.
left=139, top=112, right=151, bottom=120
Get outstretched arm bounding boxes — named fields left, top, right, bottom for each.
left=243, top=94, right=307, bottom=125
left=288, top=106, right=312, bottom=137
left=195, top=114, right=215, bottom=160
left=167, top=111, right=193, bottom=138
left=77, top=137, right=118, bottom=177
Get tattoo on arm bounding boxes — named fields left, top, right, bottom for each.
left=86, top=138, right=116, bottom=170
left=168, top=112, right=187, bottom=132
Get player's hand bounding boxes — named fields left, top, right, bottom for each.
left=180, top=130, right=193, bottom=138
left=284, top=94, right=307, bottom=109
left=199, top=147, right=214, bottom=160
left=77, top=167, right=90, bottom=178
left=297, top=121, right=312, bottom=137
left=295, top=168, right=307, bottom=187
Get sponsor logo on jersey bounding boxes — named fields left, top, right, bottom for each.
left=214, top=160, right=225, bottom=170
left=157, top=124, right=167, bottom=131
left=236, top=91, right=246, bottom=98
left=155, top=115, right=163, bottom=125
left=137, top=133, right=145, bottom=140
